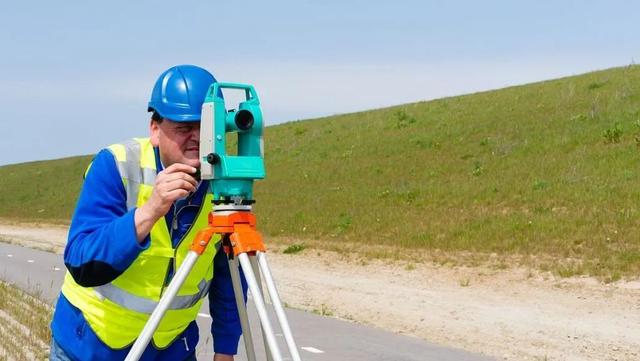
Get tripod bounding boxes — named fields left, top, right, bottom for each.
left=124, top=203, right=302, bottom=361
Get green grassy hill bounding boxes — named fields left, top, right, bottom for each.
left=0, top=156, right=91, bottom=222
left=2, top=65, right=639, bottom=279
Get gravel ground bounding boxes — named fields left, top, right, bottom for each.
left=1, top=221, right=638, bottom=361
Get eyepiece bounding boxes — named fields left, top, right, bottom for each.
left=235, top=109, right=254, bottom=131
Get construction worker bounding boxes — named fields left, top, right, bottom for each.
left=49, top=65, right=246, bottom=361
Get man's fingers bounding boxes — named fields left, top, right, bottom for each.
left=163, top=188, right=191, bottom=201
left=149, top=163, right=200, bottom=210
left=157, top=170, right=198, bottom=188
left=155, top=180, right=196, bottom=200
left=163, top=163, right=197, bottom=175
left=164, top=178, right=197, bottom=193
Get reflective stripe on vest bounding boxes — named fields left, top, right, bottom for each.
left=93, top=278, right=212, bottom=314
left=109, top=138, right=157, bottom=210
left=61, top=137, right=216, bottom=349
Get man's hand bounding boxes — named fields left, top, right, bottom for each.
left=134, top=163, right=198, bottom=242
left=213, top=353, right=233, bottom=361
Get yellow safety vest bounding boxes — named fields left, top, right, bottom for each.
left=62, top=137, right=217, bottom=349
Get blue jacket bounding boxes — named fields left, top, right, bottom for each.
left=50, top=147, right=245, bottom=360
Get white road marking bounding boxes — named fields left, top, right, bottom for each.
left=27, top=259, right=35, bottom=263
left=198, top=313, right=211, bottom=319
left=301, top=346, right=324, bottom=354
left=53, top=267, right=61, bottom=271
left=7, top=254, right=13, bottom=257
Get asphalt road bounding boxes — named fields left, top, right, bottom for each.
left=0, top=242, right=495, bottom=361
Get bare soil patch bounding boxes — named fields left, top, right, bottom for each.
left=268, top=248, right=639, bottom=361
left=0, top=221, right=67, bottom=254
left=1, top=222, right=638, bottom=361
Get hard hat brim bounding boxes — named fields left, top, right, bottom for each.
left=148, top=106, right=200, bottom=122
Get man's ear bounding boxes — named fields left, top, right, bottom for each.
left=150, top=120, right=160, bottom=146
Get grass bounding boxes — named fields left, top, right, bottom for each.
left=255, top=64, right=640, bottom=279
left=282, top=243, right=306, bottom=254
left=2, top=65, right=640, bottom=279
left=0, top=281, right=52, bottom=360
left=311, top=303, right=334, bottom=317
left=0, top=155, right=90, bottom=224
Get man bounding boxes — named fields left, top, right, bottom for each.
left=49, top=65, right=245, bottom=361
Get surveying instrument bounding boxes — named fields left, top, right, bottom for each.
left=125, top=83, right=302, bottom=361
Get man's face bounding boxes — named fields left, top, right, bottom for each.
left=150, top=119, right=201, bottom=169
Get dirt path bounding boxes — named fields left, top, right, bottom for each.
left=0, top=221, right=67, bottom=254
left=1, top=222, right=638, bottom=361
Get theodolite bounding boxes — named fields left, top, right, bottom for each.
left=125, top=83, right=301, bottom=361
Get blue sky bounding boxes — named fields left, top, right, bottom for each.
left=1, top=1, right=638, bottom=165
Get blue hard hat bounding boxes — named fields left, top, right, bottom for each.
left=148, top=65, right=217, bottom=122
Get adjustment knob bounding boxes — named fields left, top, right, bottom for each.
left=206, top=153, right=220, bottom=165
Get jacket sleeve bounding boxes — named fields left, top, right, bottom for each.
left=64, top=149, right=150, bottom=287
left=209, top=248, right=248, bottom=355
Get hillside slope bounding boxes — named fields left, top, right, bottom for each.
left=0, top=156, right=90, bottom=222
left=2, top=65, right=639, bottom=278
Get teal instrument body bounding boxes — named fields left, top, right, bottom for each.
left=199, top=82, right=265, bottom=200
